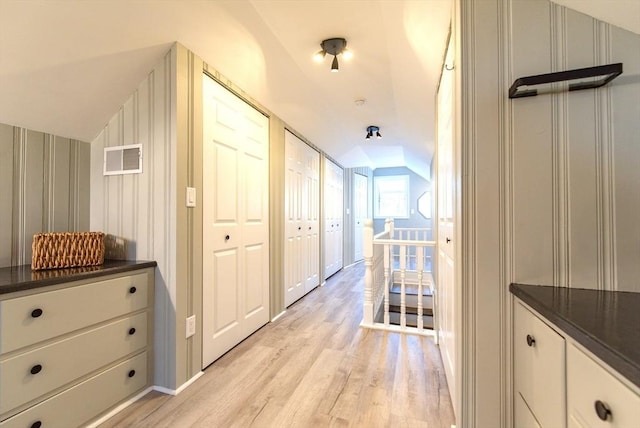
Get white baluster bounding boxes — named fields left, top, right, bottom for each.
left=417, top=245, right=424, bottom=330
left=383, top=242, right=390, bottom=326
left=362, top=219, right=374, bottom=326
left=400, top=244, right=406, bottom=329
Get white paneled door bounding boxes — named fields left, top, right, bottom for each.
left=436, top=31, right=459, bottom=418
left=202, top=74, right=269, bottom=368
left=353, top=173, right=368, bottom=262
left=284, top=131, right=319, bottom=307
left=324, top=158, right=344, bottom=279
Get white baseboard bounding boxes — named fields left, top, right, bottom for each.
left=153, top=371, right=204, bottom=396
left=343, top=260, right=364, bottom=270
left=85, top=386, right=153, bottom=428
left=270, top=310, right=286, bottom=322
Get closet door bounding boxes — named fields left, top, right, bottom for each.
left=302, top=142, right=320, bottom=293
left=284, top=131, right=305, bottom=306
left=202, top=74, right=269, bottom=367
left=353, top=173, right=368, bottom=262
left=324, top=158, right=344, bottom=279
left=284, top=131, right=320, bottom=307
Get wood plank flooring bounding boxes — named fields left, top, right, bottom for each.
left=100, top=263, right=454, bottom=428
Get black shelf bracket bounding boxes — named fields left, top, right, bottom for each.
left=509, top=63, right=623, bottom=99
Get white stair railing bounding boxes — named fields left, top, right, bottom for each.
left=361, top=219, right=437, bottom=339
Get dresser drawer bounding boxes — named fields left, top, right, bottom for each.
left=515, top=392, right=542, bottom=428
left=0, top=352, right=148, bottom=428
left=0, top=272, right=148, bottom=354
left=0, top=312, right=147, bottom=414
left=567, top=343, right=640, bottom=427
left=514, top=301, right=566, bottom=428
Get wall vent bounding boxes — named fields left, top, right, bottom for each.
left=103, top=144, right=142, bottom=176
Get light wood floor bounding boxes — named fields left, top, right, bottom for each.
left=100, top=263, right=454, bottom=428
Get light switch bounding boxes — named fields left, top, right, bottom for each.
left=186, top=187, right=196, bottom=207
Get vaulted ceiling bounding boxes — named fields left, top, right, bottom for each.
left=0, top=0, right=637, bottom=177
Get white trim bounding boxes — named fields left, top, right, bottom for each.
left=342, top=260, right=364, bottom=270
left=153, top=371, right=204, bottom=396
left=270, top=310, right=287, bottom=322
left=85, top=386, right=153, bottom=428
left=359, top=322, right=438, bottom=339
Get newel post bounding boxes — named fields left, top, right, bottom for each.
left=362, top=219, right=374, bottom=326
left=385, top=217, right=394, bottom=237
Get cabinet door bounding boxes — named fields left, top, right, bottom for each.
left=514, top=301, right=566, bottom=428
left=567, top=343, right=640, bottom=428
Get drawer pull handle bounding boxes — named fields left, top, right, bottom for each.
left=30, top=364, right=42, bottom=375
left=595, top=400, right=611, bottom=421
left=31, top=308, right=43, bottom=318
left=30, top=421, right=42, bottom=428
left=225, top=235, right=230, bottom=241
left=128, top=370, right=136, bottom=378
left=526, top=334, right=535, bottom=347
left=129, top=286, right=137, bottom=294
left=129, top=327, right=136, bottom=335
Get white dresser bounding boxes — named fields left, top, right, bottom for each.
left=512, top=287, right=640, bottom=428
left=0, top=263, right=155, bottom=428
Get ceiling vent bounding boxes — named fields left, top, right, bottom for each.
left=103, top=144, right=142, bottom=176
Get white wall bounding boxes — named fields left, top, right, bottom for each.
left=459, top=0, right=640, bottom=426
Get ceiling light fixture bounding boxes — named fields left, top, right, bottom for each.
left=365, top=125, right=381, bottom=140
left=314, top=37, right=352, bottom=72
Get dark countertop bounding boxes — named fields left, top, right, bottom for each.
left=510, top=283, right=640, bottom=389
left=0, top=260, right=157, bottom=295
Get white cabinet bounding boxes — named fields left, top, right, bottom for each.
left=567, top=343, right=640, bottom=427
left=514, top=301, right=566, bottom=428
left=0, top=268, right=154, bottom=427
left=513, top=298, right=640, bottom=428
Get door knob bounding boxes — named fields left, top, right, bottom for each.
left=446, top=237, right=451, bottom=243
left=298, top=226, right=301, bottom=230
left=526, top=334, right=535, bottom=347
left=308, top=227, right=311, bottom=230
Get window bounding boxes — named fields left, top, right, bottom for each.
left=373, top=175, right=409, bottom=219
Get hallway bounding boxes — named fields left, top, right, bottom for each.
left=100, top=263, right=454, bottom=427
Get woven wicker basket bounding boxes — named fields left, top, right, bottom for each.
left=31, top=232, right=105, bottom=270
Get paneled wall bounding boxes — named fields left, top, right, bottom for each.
left=458, top=0, right=640, bottom=426
left=90, top=48, right=177, bottom=389
left=0, top=123, right=90, bottom=268
left=90, top=42, right=305, bottom=391
left=510, top=2, right=640, bottom=291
